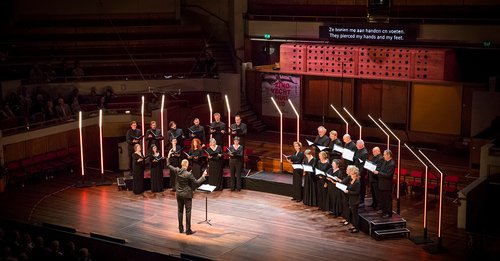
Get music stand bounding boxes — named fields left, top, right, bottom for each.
left=197, top=184, right=216, bottom=226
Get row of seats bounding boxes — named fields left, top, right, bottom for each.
left=5, top=146, right=80, bottom=187
left=393, top=168, right=460, bottom=197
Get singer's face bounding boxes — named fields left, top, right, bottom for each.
left=131, top=123, right=137, bottom=129
left=151, top=122, right=156, bottom=129
left=194, top=119, right=199, bottom=125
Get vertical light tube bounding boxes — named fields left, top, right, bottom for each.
left=288, top=99, right=300, bottom=142
left=141, top=96, right=145, bottom=151
left=405, top=143, right=430, bottom=240
left=207, top=94, right=213, bottom=139
left=343, top=107, right=362, bottom=140
left=378, top=118, right=401, bottom=214
left=419, top=150, right=445, bottom=246
left=368, top=114, right=390, bottom=150
left=99, top=109, right=104, bottom=176
left=79, top=111, right=84, bottom=177
left=225, top=94, right=231, bottom=146
left=160, top=94, right=165, bottom=157
left=330, top=104, right=349, bottom=134
left=270, top=97, right=283, bottom=173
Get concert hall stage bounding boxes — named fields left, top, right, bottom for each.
left=0, top=169, right=468, bottom=261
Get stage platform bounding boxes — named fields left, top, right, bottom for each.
left=0, top=169, right=470, bottom=260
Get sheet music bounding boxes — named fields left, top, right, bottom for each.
left=326, top=173, right=335, bottom=180
left=306, top=139, right=314, bottom=146
left=315, top=168, right=326, bottom=176
left=198, top=184, right=216, bottom=192
left=303, top=165, right=313, bottom=172
left=342, top=149, right=355, bottom=161
left=333, top=144, right=344, bottom=153
left=336, top=182, right=347, bottom=191
left=364, top=160, right=377, bottom=172
left=183, top=152, right=191, bottom=158
left=317, top=145, right=327, bottom=151
left=283, top=153, right=290, bottom=158
left=291, top=164, right=303, bottom=169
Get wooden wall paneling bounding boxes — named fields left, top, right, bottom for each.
left=47, top=132, right=68, bottom=152
left=26, top=137, right=48, bottom=157
left=410, top=83, right=463, bottom=135
left=327, top=78, right=343, bottom=118
left=356, top=79, right=382, bottom=121
left=3, top=143, right=25, bottom=162
left=342, top=78, right=354, bottom=113
left=67, top=129, right=79, bottom=148
left=381, top=81, right=409, bottom=124
left=304, top=77, right=328, bottom=115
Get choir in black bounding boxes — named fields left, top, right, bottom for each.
left=287, top=125, right=397, bottom=233
left=125, top=115, right=397, bottom=235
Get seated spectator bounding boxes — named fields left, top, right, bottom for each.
left=50, top=240, right=63, bottom=260
left=71, top=96, right=81, bottom=114
left=29, top=63, right=44, bottom=84
left=71, top=61, right=84, bottom=80
left=45, top=100, right=57, bottom=121
left=78, top=247, right=91, bottom=261
left=62, top=241, right=77, bottom=261
left=1, top=103, right=16, bottom=120
left=88, top=87, right=97, bottom=105
left=205, top=51, right=218, bottom=78
left=103, top=87, right=115, bottom=104
left=97, top=96, right=106, bottom=110
left=55, top=97, right=72, bottom=121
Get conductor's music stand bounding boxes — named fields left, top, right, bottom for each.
left=197, top=184, right=216, bottom=226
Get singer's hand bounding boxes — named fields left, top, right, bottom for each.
left=202, top=170, right=208, bottom=177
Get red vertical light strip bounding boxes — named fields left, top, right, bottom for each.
left=79, top=111, right=84, bottom=177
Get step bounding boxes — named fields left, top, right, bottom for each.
left=373, top=228, right=410, bottom=241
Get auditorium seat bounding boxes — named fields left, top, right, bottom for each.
left=407, top=170, right=423, bottom=194
left=444, top=175, right=459, bottom=198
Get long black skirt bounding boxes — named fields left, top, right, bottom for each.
left=208, top=159, right=224, bottom=190
left=303, top=173, right=317, bottom=206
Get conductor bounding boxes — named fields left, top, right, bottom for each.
left=167, top=151, right=208, bottom=235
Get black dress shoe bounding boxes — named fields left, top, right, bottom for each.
left=382, top=214, right=392, bottom=218
left=230, top=189, right=235, bottom=191
left=350, top=229, right=359, bottom=233
left=179, top=229, right=184, bottom=233
left=291, top=198, right=296, bottom=201
left=186, top=230, right=196, bottom=235
left=237, top=189, right=241, bottom=191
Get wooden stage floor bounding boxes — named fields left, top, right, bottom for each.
left=0, top=172, right=467, bottom=261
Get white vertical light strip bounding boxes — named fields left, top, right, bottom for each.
left=225, top=94, right=231, bottom=146
left=141, top=96, right=145, bottom=152
left=404, top=143, right=429, bottom=233
left=288, top=99, right=300, bottom=142
left=368, top=114, right=390, bottom=150
left=343, top=107, right=361, bottom=140
left=99, top=109, right=104, bottom=176
left=160, top=94, right=165, bottom=157
left=207, top=94, right=213, bottom=139
left=330, top=104, right=349, bottom=134
left=378, top=118, right=401, bottom=213
left=270, top=97, right=283, bottom=166
left=419, top=150, right=444, bottom=240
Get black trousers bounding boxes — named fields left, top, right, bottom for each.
left=128, top=145, right=134, bottom=170
left=349, top=203, right=360, bottom=229
left=370, top=182, right=380, bottom=208
left=359, top=172, right=366, bottom=203
left=177, top=197, right=193, bottom=231
left=379, top=189, right=392, bottom=216
left=229, top=159, right=242, bottom=190
left=292, top=169, right=303, bottom=201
